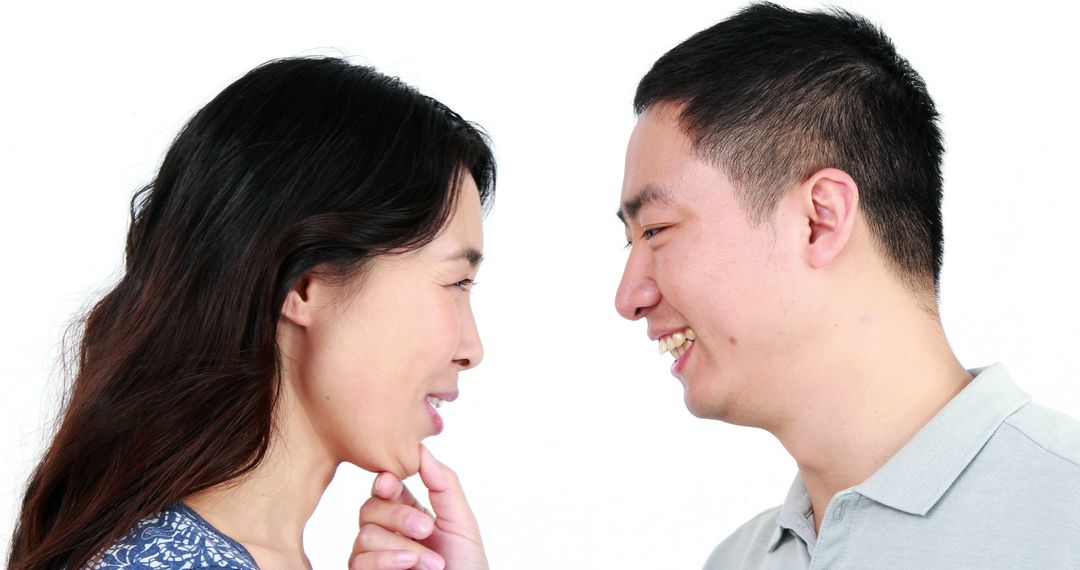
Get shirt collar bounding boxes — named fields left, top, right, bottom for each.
left=768, top=472, right=817, bottom=552
left=853, top=363, right=1030, bottom=516
left=765, top=363, right=1030, bottom=553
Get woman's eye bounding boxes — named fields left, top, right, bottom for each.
left=454, top=279, right=476, bottom=292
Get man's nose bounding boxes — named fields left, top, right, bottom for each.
left=615, top=246, right=661, bottom=320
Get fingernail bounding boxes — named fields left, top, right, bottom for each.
left=420, top=552, right=445, bottom=570
left=406, top=513, right=433, bottom=536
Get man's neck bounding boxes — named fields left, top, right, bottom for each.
left=769, top=279, right=972, bottom=534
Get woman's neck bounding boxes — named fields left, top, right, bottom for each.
left=184, top=384, right=338, bottom=569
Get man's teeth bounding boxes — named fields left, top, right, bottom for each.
left=426, top=396, right=443, bottom=409
left=658, top=328, right=696, bottom=358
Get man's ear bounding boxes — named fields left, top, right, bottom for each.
left=281, top=275, right=320, bottom=327
left=803, top=168, right=859, bottom=269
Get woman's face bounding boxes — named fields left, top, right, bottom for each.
left=283, top=176, right=485, bottom=477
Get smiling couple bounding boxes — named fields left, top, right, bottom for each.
left=10, top=3, right=1080, bottom=570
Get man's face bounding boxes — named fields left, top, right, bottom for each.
left=615, top=105, right=808, bottom=426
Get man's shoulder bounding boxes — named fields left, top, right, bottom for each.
left=951, top=399, right=1080, bottom=533
left=91, top=504, right=257, bottom=569
left=702, top=506, right=781, bottom=569
left=1000, top=400, right=1080, bottom=469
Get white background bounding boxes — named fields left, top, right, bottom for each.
left=2, top=1, right=1078, bottom=568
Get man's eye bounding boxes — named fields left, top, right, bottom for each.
left=454, top=279, right=476, bottom=292
left=643, top=227, right=664, bottom=240
left=624, top=226, right=666, bottom=248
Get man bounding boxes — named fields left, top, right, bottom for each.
left=347, top=4, right=1079, bottom=569
left=615, top=3, right=1080, bottom=568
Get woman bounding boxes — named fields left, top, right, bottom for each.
left=9, top=57, right=493, bottom=570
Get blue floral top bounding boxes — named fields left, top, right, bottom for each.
left=90, top=502, right=258, bottom=569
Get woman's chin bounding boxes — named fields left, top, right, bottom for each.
left=355, top=449, right=420, bottom=479
left=393, top=459, right=420, bottom=479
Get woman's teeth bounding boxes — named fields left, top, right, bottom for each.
left=659, top=328, right=696, bottom=359
left=426, top=396, right=444, bottom=409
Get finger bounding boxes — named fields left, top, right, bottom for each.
left=349, top=549, right=418, bottom=570
left=351, top=524, right=446, bottom=570
left=359, top=496, right=435, bottom=540
left=418, top=445, right=478, bottom=529
left=371, top=472, right=404, bottom=500
left=350, top=550, right=446, bottom=570
left=373, top=473, right=429, bottom=514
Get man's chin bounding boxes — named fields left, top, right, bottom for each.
left=683, top=387, right=718, bottom=419
left=683, top=385, right=740, bottom=423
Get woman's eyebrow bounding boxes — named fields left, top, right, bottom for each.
left=443, top=248, right=484, bottom=268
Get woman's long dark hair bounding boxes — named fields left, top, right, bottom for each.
left=9, top=56, right=495, bottom=570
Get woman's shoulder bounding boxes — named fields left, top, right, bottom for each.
left=90, top=503, right=259, bottom=569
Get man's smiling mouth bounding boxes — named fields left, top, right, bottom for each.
left=659, top=328, right=696, bottom=359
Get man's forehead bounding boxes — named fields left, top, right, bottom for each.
left=618, top=105, right=697, bottom=223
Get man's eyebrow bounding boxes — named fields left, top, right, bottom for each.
left=443, top=248, right=485, bottom=268
left=616, top=185, right=674, bottom=226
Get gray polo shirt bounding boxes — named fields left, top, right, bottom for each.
left=704, top=364, right=1080, bottom=569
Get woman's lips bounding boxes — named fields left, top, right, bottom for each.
left=424, top=391, right=457, bottom=435
left=426, top=399, right=444, bottom=435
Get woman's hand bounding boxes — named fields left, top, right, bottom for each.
left=350, top=446, right=489, bottom=570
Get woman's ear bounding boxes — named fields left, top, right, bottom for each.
left=802, top=167, right=859, bottom=269
left=281, top=275, right=318, bottom=327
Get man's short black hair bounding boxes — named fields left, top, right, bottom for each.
left=635, top=2, right=944, bottom=296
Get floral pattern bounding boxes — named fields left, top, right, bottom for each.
left=90, top=503, right=258, bottom=569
